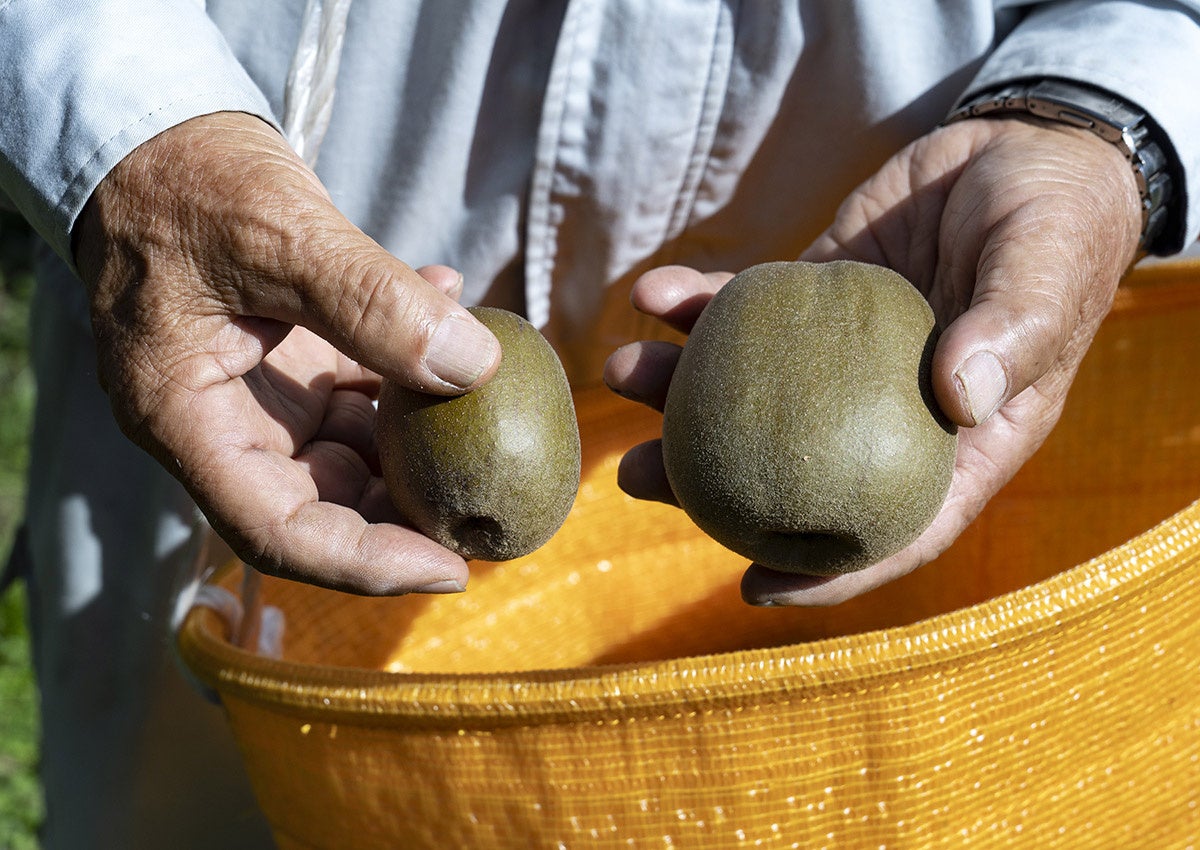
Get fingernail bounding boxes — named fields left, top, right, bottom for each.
left=955, top=350, right=1008, bottom=425
left=414, top=578, right=466, bottom=594
left=425, top=312, right=500, bottom=389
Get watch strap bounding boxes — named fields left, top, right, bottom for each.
left=945, top=78, right=1175, bottom=253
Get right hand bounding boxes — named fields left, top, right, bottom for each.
left=73, top=111, right=501, bottom=595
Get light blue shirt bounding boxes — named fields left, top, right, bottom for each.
left=4, top=4, right=1200, bottom=846
left=3, top=3, right=1200, bottom=371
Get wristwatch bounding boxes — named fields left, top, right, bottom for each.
left=944, top=78, right=1176, bottom=254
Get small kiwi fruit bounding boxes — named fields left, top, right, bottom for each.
left=376, top=307, right=580, bottom=561
left=661, top=260, right=957, bottom=575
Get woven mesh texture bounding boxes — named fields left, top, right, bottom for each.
left=180, top=260, right=1200, bottom=849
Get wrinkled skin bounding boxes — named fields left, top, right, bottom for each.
left=603, top=117, right=1142, bottom=606
left=75, top=112, right=502, bottom=594
left=76, top=110, right=1140, bottom=603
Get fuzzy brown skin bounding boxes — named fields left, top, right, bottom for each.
left=377, top=308, right=581, bottom=561
left=605, top=117, right=1142, bottom=606
left=74, top=107, right=1139, bottom=600
left=662, top=261, right=957, bottom=575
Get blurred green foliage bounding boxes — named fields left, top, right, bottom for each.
left=0, top=208, right=43, bottom=849
left=0, top=210, right=34, bottom=560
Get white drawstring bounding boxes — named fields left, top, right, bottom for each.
left=282, top=0, right=354, bottom=167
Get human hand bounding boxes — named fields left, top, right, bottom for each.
left=605, top=116, right=1142, bottom=605
left=74, top=111, right=502, bottom=594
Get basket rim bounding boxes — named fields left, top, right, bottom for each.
left=178, top=497, right=1200, bottom=726
left=180, top=257, right=1200, bottom=725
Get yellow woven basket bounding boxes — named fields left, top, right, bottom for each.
left=180, top=260, right=1200, bottom=849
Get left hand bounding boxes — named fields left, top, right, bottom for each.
left=604, top=116, right=1142, bottom=606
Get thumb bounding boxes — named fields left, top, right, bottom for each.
left=928, top=120, right=1143, bottom=430
left=82, top=109, right=502, bottom=396
left=285, top=230, right=502, bottom=394
left=930, top=245, right=1111, bottom=429
left=222, top=117, right=501, bottom=394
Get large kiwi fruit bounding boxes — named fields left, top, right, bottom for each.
left=376, top=307, right=580, bottom=561
left=661, top=260, right=957, bottom=575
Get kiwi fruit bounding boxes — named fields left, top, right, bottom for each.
left=661, top=260, right=957, bottom=575
left=376, top=307, right=580, bottom=561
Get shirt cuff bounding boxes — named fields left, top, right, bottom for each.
left=961, top=0, right=1200, bottom=254
left=0, top=0, right=280, bottom=268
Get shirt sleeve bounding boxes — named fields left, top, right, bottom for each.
left=0, top=0, right=280, bottom=267
left=966, top=0, right=1200, bottom=254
